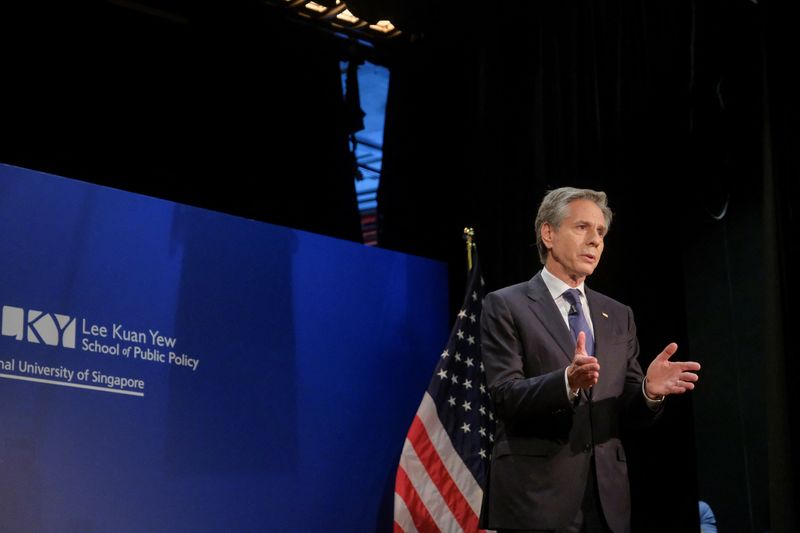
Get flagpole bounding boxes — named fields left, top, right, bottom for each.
left=463, top=227, right=475, bottom=272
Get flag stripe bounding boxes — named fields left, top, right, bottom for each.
left=393, top=493, right=420, bottom=533
left=401, top=440, right=456, bottom=531
left=408, top=414, right=479, bottom=532
left=416, top=393, right=483, bottom=515
left=395, top=464, right=441, bottom=532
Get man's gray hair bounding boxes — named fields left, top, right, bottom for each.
left=534, top=187, right=613, bottom=264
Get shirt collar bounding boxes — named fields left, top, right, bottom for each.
left=541, top=266, right=586, bottom=301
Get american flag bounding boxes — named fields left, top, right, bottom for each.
left=393, top=253, right=495, bottom=533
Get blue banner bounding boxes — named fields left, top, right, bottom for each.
left=0, top=163, right=448, bottom=531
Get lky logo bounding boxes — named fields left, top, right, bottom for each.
left=2, top=305, right=76, bottom=349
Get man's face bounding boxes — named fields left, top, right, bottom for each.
left=542, top=199, right=606, bottom=285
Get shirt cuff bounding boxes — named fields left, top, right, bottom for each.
left=565, top=368, right=580, bottom=401
left=642, top=377, right=665, bottom=405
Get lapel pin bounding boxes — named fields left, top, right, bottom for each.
left=601, top=312, right=609, bottom=319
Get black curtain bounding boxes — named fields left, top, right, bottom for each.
left=762, top=0, right=800, bottom=531
left=379, top=0, right=695, bottom=309
left=378, top=0, right=797, bottom=531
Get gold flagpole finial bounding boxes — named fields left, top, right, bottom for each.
left=463, top=227, right=476, bottom=271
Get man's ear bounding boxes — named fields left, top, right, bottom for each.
left=541, top=223, right=553, bottom=250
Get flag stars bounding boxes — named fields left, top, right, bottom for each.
left=488, top=412, right=495, bottom=421
left=469, top=313, right=477, bottom=323
left=448, top=396, right=456, bottom=407
left=479, top=426, right=486, bottom=437
left=489, top=434, right=494, bottom=442
left=479, top=448, right=487, bottom=459
left=441, top=349, right=450, bottom=359
left=462, top=401, right=472, bottom=412
left=467, top=335, right=476, bottom=345
left=458, top=309, right=467, bottom=319
left=472, top=291, right=478, bottom=301
left=455, top=352, right=462, bottom=362
left=457, top=329, right=465, bottom=340
left=451, top=375, right=459, bottom=385
left=480, top=362, right=485, bottom=372
left=480, top=384, right=486, bottom=395
left=437, top=369, right=448, bottom=380
left=461, top=423, right=471, bottom=433
left=479, top=406, right=486, bottom=416
left=465, top=357, right=474, bottom=368
left=463, top=379, right=473, bottom=390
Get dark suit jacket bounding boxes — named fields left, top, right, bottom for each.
left=479, top=272, right=661, bottom=533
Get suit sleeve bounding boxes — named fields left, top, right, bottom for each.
left=620, top=305, right=664, bottom=426
left=481, top=290, right=574, bottom=423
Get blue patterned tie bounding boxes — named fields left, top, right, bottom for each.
left=563, top=289, right=594, bottom=356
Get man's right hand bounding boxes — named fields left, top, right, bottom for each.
left=567, top=331, right=600, bottom=391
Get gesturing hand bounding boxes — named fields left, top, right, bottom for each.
left=567, top=331, right=600, bottom=391
left=645, top=343, right=701, bottom=397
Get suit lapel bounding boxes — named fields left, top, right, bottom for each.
left=526, top=272, right=575, bottom=364
left=586, top=287, right=612, bottom=363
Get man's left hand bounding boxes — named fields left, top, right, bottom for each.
left=645, top=342, right=701, bottom=397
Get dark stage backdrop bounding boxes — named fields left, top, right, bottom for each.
left=0, top=1, right=363, bottom=244
left=377, top=1, right=797, bottom=531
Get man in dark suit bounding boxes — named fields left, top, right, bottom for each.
left=479, top=187, right=701, bottom=533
